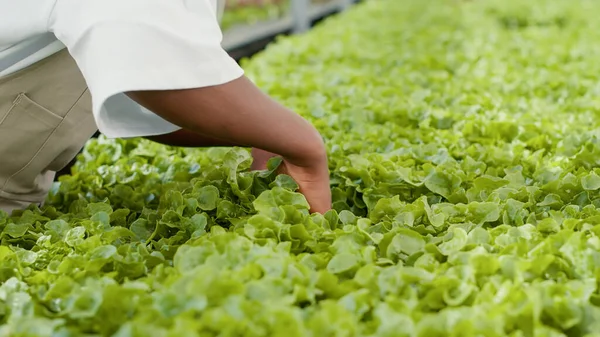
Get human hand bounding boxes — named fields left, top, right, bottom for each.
left=251, top=148, right=332, bottom=214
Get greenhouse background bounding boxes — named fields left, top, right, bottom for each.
left=221, top=0, right=360, bottom=59
left=4, top=0, right=600, bottom=336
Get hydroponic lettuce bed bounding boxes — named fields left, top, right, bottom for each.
left=3, top=0, right=600, bottom=336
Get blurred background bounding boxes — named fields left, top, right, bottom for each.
left=219, top=0, right=360, bottom=60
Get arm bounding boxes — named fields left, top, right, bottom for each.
left=145, top=128, right=238, bottom=148
left=128, top=76, right=325, bottom=163
left=145, top=129, right=276, bottom=169
left=127, top=76, right=331, bottom=213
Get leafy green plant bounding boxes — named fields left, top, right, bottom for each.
left=4, top=0, right=600, bottom=335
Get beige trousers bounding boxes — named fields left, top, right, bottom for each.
left=0, top=50, right=98, bottom=213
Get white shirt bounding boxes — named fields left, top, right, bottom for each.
left=0, top=0, right=243, bottom=138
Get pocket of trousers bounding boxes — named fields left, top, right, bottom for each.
left=0, top=93, right=64, bottom=202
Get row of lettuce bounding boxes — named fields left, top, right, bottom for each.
left=4, top=0, right=600, bottom=336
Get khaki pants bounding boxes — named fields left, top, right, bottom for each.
left=0, top=50, right=98, bottom=213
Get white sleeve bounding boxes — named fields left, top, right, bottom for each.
left=49, top=0, right=244, bottom=138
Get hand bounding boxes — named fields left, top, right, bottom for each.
left=251, top=148, right=332, bottom=214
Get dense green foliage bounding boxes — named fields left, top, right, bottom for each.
left=4, top=0, right=600, bottom=335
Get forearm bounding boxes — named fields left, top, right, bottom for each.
left=145, top=129, right=239, bottom=148
left=127, top=76, right=326, bottom=166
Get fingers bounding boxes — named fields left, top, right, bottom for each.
left=251, top=148, right=332, bottom=214
left=280, top=160, right=332, bottom=214
left=300, top=183, right=332, bottom=214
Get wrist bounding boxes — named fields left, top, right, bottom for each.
left=284, top=132, right=328, bottom=169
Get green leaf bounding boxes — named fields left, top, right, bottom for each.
left=327, top=253, right=361, bottom=274
left=196, top=185, right=220, bottom=211
left=2, top=223, right=29, bottom=238
left=582, top=172, right=600, bottom=190
left=424, top=170, right=462, bottom=199
left=86, top=202, right=113, bottom=216
left=468, top=202, right=500, bottom=224
left=387, top=228, right=426, bottom=258
left=438, top=228, right=468, bottom=255
left=130, top=219, right=153, bottom=241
